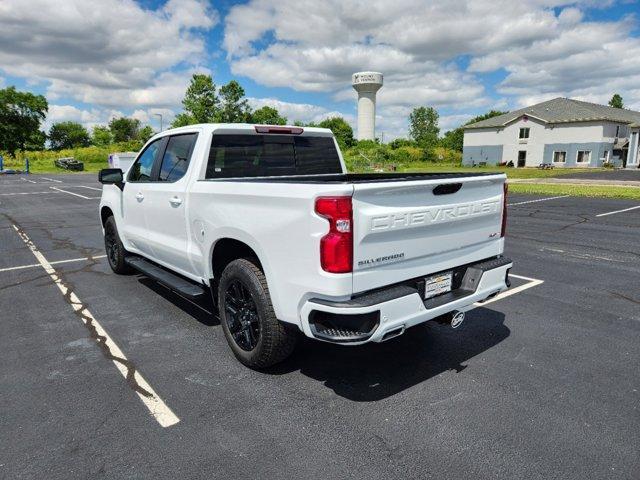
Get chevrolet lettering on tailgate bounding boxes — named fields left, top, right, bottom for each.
left=370, top=199, right=501, bottom=232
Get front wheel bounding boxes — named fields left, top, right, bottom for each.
left=104, top=216, right=133, bottom=275
left=218, top=258, right=297, bottom=368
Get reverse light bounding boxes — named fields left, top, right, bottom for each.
left=501, top=182, right=508, bottom=237
left=315, top=196, right=353, bottom=273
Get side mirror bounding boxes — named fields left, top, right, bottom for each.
left=99, top=168, right=124, bottom=190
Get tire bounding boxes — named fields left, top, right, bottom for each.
left=104, top=216, right=133, bottom=275
left=218, top=258, right=297, bottom=368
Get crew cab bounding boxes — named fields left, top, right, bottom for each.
left=98, top=124, right=512, bottom=368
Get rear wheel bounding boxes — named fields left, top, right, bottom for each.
left=218, top=258, right=297, bottom=368
left=104, top=216, right=133, bottom=274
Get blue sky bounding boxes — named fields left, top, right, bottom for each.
left=1, top=0, right=639, bottom=139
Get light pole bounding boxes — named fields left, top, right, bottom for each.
left=153, top=113, right=163, bottom=132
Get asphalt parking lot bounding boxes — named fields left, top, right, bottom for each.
left=1, top=173, right=639, bottom=479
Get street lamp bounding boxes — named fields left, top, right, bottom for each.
left=153, top=113, right=163, bottom=132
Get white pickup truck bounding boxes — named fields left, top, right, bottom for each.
left=99, top=124, right=512, bottom=368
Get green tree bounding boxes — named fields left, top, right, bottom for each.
left=181, top=73, right=219, bottom=123
left=441, top=110, right=508, bottom=152
left=251, top=106, right=287, bottom=125
left=91, top=125, right=113, bottom=146
left=609, top=93, right=624, bottom=109
left=137, top=125, right=155, bottom=143
left=26, top=130, right=47, bottom=151
left=388, top=138, right=417, bottom=149
left=171, top=113, right=197, bottom=128
left=318, top=117, right=355, bottom=149
left=218, top=80, right=251, bottom=123
left=409, top=106, right=439, bottom=150
left=48, top=121, right=90, bottom=150
left=441, top=128, right=464, bottom=152
left=109, top=117, right=140, bottom=142
left=0, top=86, right=48, bottom=154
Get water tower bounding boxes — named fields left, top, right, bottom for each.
left=352, top=72, right=383, bottom=141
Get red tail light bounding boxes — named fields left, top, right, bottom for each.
left=501, top=182, right=508, bottom=237
left=315, top=196, right=353, bottom=273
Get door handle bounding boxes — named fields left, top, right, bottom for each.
left=169, top=196, right=183, bottom=206
left=135, top=193, right=144, bottom=201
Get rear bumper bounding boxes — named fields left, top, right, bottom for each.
left=300, top=256, right=512, bottom=345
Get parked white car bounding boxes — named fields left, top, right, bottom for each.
left=99, top=124, right=512, bottom=368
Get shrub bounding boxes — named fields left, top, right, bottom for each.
left=390, top=146, right=422, bottom=163
left=431, top=146, right=462, bottom=164
left=388, top=138, right=417, bottom=149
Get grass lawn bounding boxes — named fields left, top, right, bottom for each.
left=393, top=163, right=598, bottom=179
left=1, top=160, right=104, bottom=174
left=508, top=183, right=640, bottom=200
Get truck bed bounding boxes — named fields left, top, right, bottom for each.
left=204, top=172, right=502, bottom=184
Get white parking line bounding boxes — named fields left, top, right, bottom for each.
left=11, top=224, right=180, bottom=428
left=474, top=273, right=544, bottom=307
left=0, top=254, right=107, bottom=273
left=595, top=205, right=640, bottom=217
left=0, top=191, right=56, bottom=196
left=508, top=195, right=569, bottom=206
left=41, top=177, right=62, bottom=183
left=49, top=186, right=99, bottom=200
left=20, top=177, right=37, bottom=184
left=76, top=185, right=101, bottom=191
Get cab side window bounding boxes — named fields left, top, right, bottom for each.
left=128, top=139, right=163, bottom=182
left=158, top=133, right=198, bottom=182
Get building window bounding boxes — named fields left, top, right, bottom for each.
left=615, top=125, right=620, bottom=138
left=576, top=150, right=591, bottom=164
left=553, top=151, right=566, bottom=163
left=519, top=128, right=530, bottom=139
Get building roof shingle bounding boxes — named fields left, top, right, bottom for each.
left=465, top=97, right=640, bottom=129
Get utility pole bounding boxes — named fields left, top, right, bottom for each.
left=153, top=113, right=163, bottom=132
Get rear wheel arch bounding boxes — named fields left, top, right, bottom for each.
left=211, top=238, right=264, bottom=280
left=210, top=238, right=271, bottom=305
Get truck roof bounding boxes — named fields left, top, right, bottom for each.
left=158, top=123, right=334, bottom=137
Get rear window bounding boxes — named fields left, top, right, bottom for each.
left=206, top=134, right=342, bottom=178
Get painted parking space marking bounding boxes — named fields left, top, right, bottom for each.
left=0, top=191, right=57, bottom=196
left=11, top=223, right=180, bottom=428
left=49, top=186, right=100, bottom=200
left=41, top=177, right=62, bottom=183
left=595, top=205, right=640, bottom=217
left=20, top=177, right=37, bottom=183
left=474, top=273, right=544, bottom=307
left=508, top=195, right=569, bottom=206
left=76, top=185, right=102, bottom=191
left=0, top=254, right=107, bottom=273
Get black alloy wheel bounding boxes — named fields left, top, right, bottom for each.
left=105, top=223, right=119, bottom=268
left=103, top=216, right=132, bottom=274
left=224, top=280, right=261, bottom=351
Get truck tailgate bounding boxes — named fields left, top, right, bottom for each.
left=351, top=174, right=506, bottom=293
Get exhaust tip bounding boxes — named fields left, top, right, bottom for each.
left=381, top=325, right=405, bottom=341
left=451, top=311, right=465, bottom=329
left=434, top=311, right=466, bottom=329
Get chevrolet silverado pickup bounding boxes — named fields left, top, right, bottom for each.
left=98, top=124, right=512, bottom=368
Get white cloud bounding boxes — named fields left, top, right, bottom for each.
left=224, top=0, right=640, bottom=137
left=248, top=97, right=355, bottom=124
left=4, top=0, right=640, bottom=141
left=0, top=0, right=218, bottom=110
